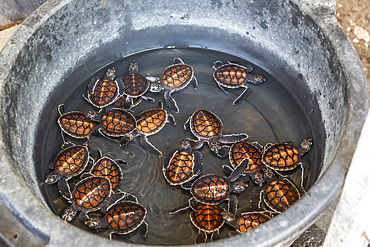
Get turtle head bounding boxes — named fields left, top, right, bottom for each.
left=85, top=111, right=98, bottom=121
left=300, top=139, right=313, bottom=154
left=129, top=61, right=139, bottom=73
left=251, top=171, right=265, bottom=187
left=44, top=171, right=60, bottom=184
left=247, top=74, right=266, bottom=85
left=231, top=181, right=247, bottom=193
left=105, top=68, right=116, bottom=80
left=149, top=80, right=163, bottom=93
left=85, top=216, right=102, bottom=228
left=61, top=206, right=77, bottom=222
left=221, top=211, right=236, bottom=225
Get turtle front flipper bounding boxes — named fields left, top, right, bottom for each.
left=57, top=178, right=72, bottom=200
left=233, top=86, right=251, bottom=105
left=87, top=77, right=100, bottom=96
left=218, top=133, right=248, bottom=144
left=139, top=135, right=162, bottom=156
left=164, top=90, right=179, bottom=113
left=215, top=145, right=230, bottom=158
left=191, top=76, right=198, bottom=90
left=228, top=158, right=250, bottom=183
left=100, top=191, right=127, bottom=214
left=141, top=95, right=155, bottom=102
left=139, top=221, right=149, bottom=237
left=116, top=78, right=125, bottom=96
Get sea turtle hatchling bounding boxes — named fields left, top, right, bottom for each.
left=84, top=67, right=124, bottom=110
left=184, top=109, right=248, bottom=157
left=45, top=143, right=92, bottom=200
left=121, top=100, right=176, bottom=156
left=147, top=57, right=197, bottom=113
left=61, top=175, right=126, bottom=222
left=190, top=204, right=225, bottom=244
left=213, top=61, right=266, bottom=105
left=163, top=143, right=203, bottom=187
left=121, top=61, right=154, bottom=109
left=57, top=104, right=96, bottom=140
left=85, top=195, right=148, bottom=239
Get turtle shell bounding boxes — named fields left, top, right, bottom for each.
left=100, top=109, right=137, bottom=137
left=90, top=157, right=123, bottom=190
left=105, top=201, right=147, bottom=235
left=235, top=212, right=271, bottom=233
left=113, top=95, right=142, bottom=109
left=164, top=150, right=196, bottom=185
left=190, top=110, right=223, bottom=140
left=191, top=174, right=230, bottom=205
left=263, top=179, right=300, bottom=213
left=262, top=143, right=300, bottom=171
left=88, top=78, right=120, bottom=108
left=190, top=204, right=224, bottom=233
left=58, top=111, right=95, bottom=139
left=122, top=73, right=149, bottom=97
left=54, top=145, right=89, bottom=178
left=136, top=108, right=167, bottom=136
left=161, top=64, right=194, bottom=90
left=229, top=141, right=262, bottom=174
left=72, top=176, right=111, bottom=211
left=213, top=63, right=249, bottom=88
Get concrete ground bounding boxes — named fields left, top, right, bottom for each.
left=0, top=0, right=369, bottom=246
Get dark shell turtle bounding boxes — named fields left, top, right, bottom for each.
left=213, top=61, right=266, bottom=105
left=122, top=101, right=176, bottom=156
left=45, top=144, right=91, bottom=200
left=57, top=104, right=96, bottom=140
left=261, top=139, right=312, bottom=190
left=222, top=208, right=271, bottom=235
left=163, top=146, right=203, bottom=187
left=190, top=204, right=225, bottom=244
left=169, top=158, right=250, bottom=214
left=84, top=67, right=124, bottom=109
left=262, top=178, right=301, bottom=213
left=85, top=195, right=148, bottom=239
left=82, top=149, right=125, bottom=191
left=184, top=109, right=248, bottom=157
left=121, top=61, right=154, bottom=109
left=113, top=95, right=142, bottom=109
left=148, top=57, right=197, bottom=113
left=223, top=141, right=265, bottom=186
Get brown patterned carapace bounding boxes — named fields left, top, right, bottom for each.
left=190, top=204, right=224, bottom=233
left=213, top=64, right=248, bottom=88
left=122, top=72, right=149, bottom=97
left=90, top=157, right=123, bottom=190
left=105, top=201, right=146, bottom=234
left=229, top=141, right=262, bottom=174
left=161, top=64, right=193, bottom=90
left=191, top=174, right=230, bottom=205
left=190, top=110, right=223, bottom=139
left=73, top=176, right=111, bottom=211
left=137, top=109, right=167, bottom=135
left=262, top=143, right=300, bottom=171
left=100, top=109, right=136, bottom=137
left=89, top=78, right=119, bottom=108
left=58, top=111, right=95, bottom=138
left=55, top=145, right=89, bottom=177
left=236, top=212, right=271, bottom=233
left=164, top=151, right=195, bottom=185
left=263, top=179, right=300, bottom=212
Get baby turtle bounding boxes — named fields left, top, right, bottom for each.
left=84, top=67, right=124, bottom=109
left=261, top=139, right=312, bottom=190
left=223, top=141, right=265, bottom=186
left=163, top=144, right=203, bottom=187
left=184, top=109, right=248, bottom=157
left=82, top=149, right=125, bottom=191
left=148, top=57, right=197, bottom=113
left=57, top=104, right=96, bottom=140
left=45, top=144, right=92, bottom=200
left=122, top=101, right=176, bottom=156
left=121, top=61, right=154, bottom=109
left=86, top=196, right=148, bottom=239
left=190, top=204, right=225, bottom=244
left=61, top=175, right=124, bottom=222
left=213, top=61, right=266, bottom=105
left=222, top=208, right=271, bottom=236
left=170, top=158, right=249, bottom=214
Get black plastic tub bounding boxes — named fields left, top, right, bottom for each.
left=0, top=0, right=367, bottom=246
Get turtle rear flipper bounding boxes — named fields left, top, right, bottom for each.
left=191, top=76, right=198, bottom=90
left=166, top=113, right=176, bottom=125
left=211, top=230, right=220, bottom=241
left=233, top=87, right=251, bottom=105
left=139, top=135, right=162, bottom=156
left=164, top=90, right=179, bottom=113
left=57, top=178, right=72, bottom=200
left=196, top=230, right=207, bottom=244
